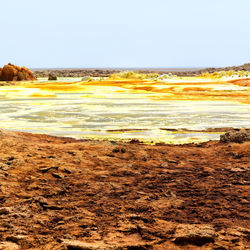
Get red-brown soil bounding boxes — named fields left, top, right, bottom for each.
left=0, top=130, right=249, bottom=249
left=0, top=63, right=36, bottom=82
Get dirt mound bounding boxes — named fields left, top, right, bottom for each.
left=220, top=128, right=250, bottom=143
left=0, top=130, right=249, bottom=249
left=0, top=63, right=37, bottom=81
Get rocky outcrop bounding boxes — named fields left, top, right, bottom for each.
left=48, top=73, right=57, bottom=81
left=220, top=128, right=250, bottom=143
left=0, top=63, right=37, bottom=81
left=173, top=224, right=216, bottom=246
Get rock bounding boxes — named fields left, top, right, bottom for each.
left=48, top=73, right=57, bottom=81
left=0, top=241, right=19, bottom=250
left=0, top=63, right=36, bottom=81
left=0, top=64, right=18, bottom=81
left=48, top=155, right=56, bottom=159
left=153, top=219, right=177, bottom=238
left=61, top=240, right=108, bottom=250
left=0, top=207, right=12, bottom=215
left=67, top=151, right=76, bottom=156
left=63, top=168, right=72, bottom=174
left=234, top=226, right=250, bottom=235
left=61, top=239, right=151, bottom=250
left=40, top=166, right=58, bottom=173
left=115, top=243, right=151, bottom=249
left=230, top=167, right=245, bottom=172
left=121, top=148, right=126, bottom=153
left=167, top=159, right=178, bottom=164
left=173, top=224, right=216, bottom=246
left=129, top=139, right=141, bottom=144
left=8, top=156, right=15, bottom=161
left=112, top=147, right=120, bottom=153
left=52, top=172, right=64, bottom=179
left=42, top=204, right=63, bottom=210
left=105, top=154, right=115, bottom=158
left=6, top=235, right=29, bottom=243
left=34, top=196, right=49, bottom=205
left=213, top=243, right=228, bottom=250
left=220, top=129, right=250, bottom=143
left=112, top=147, right=126, bottom=153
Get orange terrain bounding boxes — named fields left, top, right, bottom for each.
left=0, top=129, right=249, bottom=249
left=21, top=77, right=250, bottom=104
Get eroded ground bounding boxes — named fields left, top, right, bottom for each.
left=0, top=129, right=249, bottom=249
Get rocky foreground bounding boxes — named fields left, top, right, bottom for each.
left=0, top=129, right=249, bottom=249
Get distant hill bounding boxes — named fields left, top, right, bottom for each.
left=203, top=63, right=250, bottom=73
left=33, top=63, right=250, bottom=78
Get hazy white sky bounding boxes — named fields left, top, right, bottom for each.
left=1, top=0, right=249, bottom=68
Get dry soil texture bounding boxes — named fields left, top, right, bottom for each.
left=0, top=130, right=249, bottom=249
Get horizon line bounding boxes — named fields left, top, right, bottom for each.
left=30, top=66, right=206, bottom=70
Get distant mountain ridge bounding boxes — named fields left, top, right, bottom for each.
left=33, top=63, right=250, bottom=78
left=203, top=63, right=250, bottom=73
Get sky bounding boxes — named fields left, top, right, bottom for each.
left=0, top=0, right=250, bottom=68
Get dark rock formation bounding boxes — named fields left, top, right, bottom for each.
left=48, top=73, right=57, bottom=81
left=0, top=63, right=37, bottom=81
left=220, top=128, right=250, bottom=143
